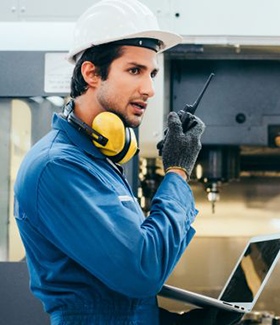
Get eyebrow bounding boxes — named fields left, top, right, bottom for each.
left=127, top=62, right=159, bottom=74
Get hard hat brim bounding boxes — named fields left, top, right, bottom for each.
left=67, top=30, right=183, bottom=64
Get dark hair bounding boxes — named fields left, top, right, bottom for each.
left=70, top=43, right=124, bottom=98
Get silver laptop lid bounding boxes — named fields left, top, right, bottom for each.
left=218, top=233, right=280, bottom=310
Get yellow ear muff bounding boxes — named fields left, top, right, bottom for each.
left=92, top=112, right=125, bottom=155
left=119, top=128, right=138, bottom=164
left=91, top=112, right=138, bottom=164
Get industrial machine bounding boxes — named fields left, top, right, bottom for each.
left=139, top=43, right=280, bottom=213
left=172, top=44, right=280, bottom=212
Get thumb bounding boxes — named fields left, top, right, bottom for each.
left=156, top=139, right=164, bottom=150
left=167, top=112, right=183, bottom=134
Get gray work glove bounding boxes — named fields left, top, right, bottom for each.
left=160, top=112, right=205, bottom=179
left=157, top=109, right=200, bottom=156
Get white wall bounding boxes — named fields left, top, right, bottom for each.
left=172, top=0, right=280, bottom=37
left=1, top=0, right=280, bottom=37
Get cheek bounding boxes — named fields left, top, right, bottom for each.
left=113, top=82, right=133, bottom=102
left=107, top=79, right=125, bottom=97
left=101, top=75, right=135, bottom=106
left=114, top=73, right=136, bottom=91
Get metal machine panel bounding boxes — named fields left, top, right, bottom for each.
left=172, top=59, right=280, bottom=146
left=0, top=262, right=50, bottom=325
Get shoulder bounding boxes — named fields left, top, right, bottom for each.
left=14, top=129, right=96, bottom=213
left=16, top=129, right=86, bottom=183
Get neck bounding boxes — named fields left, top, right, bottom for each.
left=74, top=91, right=104, bottom=126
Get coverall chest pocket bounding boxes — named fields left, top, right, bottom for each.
left=118, top=195, right=142, bottom=215
left=118, top=195, right=135, bottom=204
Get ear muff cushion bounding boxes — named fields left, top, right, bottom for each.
left=92, top=112, right=126, bottom=156
left=118, top=128, right=138, bottom=164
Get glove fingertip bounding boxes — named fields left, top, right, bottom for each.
left=168, top=112, right=182, bottom=128
left=168, top=111, right=178, bottom=121
left=156, top=140, right=163, bottom=149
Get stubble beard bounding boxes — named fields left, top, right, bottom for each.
left=96, top=91, right=142, bottom=129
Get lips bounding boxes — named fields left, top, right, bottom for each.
left=130, top=101, right=147, bottom=109
left=130, top=101, right=147, bottom=116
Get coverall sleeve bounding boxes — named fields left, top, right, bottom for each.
left=36, top=157, right=197, bottom=298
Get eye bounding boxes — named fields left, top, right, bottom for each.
left=151, top=70, right=158, bottom=79
left=129, top=67, right=140, bottom=75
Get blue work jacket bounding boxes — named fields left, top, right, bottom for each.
left=14, top=113, right=198, bottom=325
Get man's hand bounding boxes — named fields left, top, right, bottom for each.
left=160, top=112, right=205, bottom=180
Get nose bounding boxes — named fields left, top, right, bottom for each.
left=139, top=75, right=155, bottom=98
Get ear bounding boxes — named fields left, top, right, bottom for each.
left=81, top=61, right=100, bottom=88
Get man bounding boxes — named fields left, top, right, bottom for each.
left=14, top=0, right=243, bottom=324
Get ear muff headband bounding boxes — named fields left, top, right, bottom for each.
left=68, top=112, right=109, bottom=146
left=64, top=101, right=108, bottom=146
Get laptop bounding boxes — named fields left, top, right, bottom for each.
left=158, top=233, right=280, bottom=313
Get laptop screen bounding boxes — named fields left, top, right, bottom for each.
left=220, top=238, right=280, bottom=303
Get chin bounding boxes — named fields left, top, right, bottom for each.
left=130, top=120, right=142, bottom=128
left=126, top=117, right=142, bottom=128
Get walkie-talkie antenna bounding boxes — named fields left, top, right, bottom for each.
left=184, top=73, right=215, bottom=114
left=158, top=73, right=215, bottom=156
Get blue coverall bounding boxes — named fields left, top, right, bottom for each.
left=14, top=113, right=198, bottom=324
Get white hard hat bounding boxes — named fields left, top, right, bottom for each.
left=67, top=0, right=183, bottom=64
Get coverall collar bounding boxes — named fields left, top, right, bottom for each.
left=52, top=112, right=106, bottom=160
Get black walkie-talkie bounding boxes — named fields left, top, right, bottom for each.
left=179, top=73, right=215, bottom=132
left=158, top=73, right=215, bottom=156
